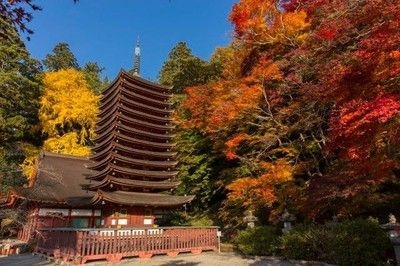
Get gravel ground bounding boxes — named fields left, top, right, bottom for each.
left=0, top=252, right=331, bottom=266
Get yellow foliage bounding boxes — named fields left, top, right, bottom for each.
left=259, top=159, right=294, bottom=182
left=40, top=69, right=99, bottom=142
left=19, top=142, right=40, bottom=182
left=43, top=132, right=92, bottom=156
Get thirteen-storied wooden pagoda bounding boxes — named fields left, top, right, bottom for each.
left=85, top=69, right=193, bottom=227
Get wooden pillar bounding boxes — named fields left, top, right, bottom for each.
left=67, top=209, right=72, bottom=227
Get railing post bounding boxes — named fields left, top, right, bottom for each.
left=75, top=230, right=83, bottom=264
left=113, top=229, right=117, bottom=254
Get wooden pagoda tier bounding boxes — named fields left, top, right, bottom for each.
left=87, top=70, right=192, bottom=206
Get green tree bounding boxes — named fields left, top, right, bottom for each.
left=0, top=17, right=42, bottom=192
left=82, top=61, right=108, bottom=94
left=158, top=42, right=221, bottom=94
left=43, top=42, right=79, bottom=71
left=174, top=129, right=218, bottom=209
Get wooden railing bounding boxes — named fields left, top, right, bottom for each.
left=35, top=227, right=219, bottom=264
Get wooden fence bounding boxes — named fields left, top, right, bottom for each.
left=35, top=227, right=219, bottom=264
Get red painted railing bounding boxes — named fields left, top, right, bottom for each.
left=35, top=227, right=219, bottom=264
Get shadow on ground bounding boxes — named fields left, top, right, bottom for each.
left=0, top=254, right=52, bottom=266
left=0, top=252, right=332, bottom=266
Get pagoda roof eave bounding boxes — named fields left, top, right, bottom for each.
left=96, top=105, right=172, bottom=126
left=98, top=95, right=173, bottom=120
left=91, top=189, right=194, bottom=207
left=89, top=143, right=177, bottom=161
left=94, top=123, right=175, bottom=143
left=95, top=114, right=175, bottom=135
left=88, top=152, right=178, bottom=171
left=122, top=79, right=171, bottom=99
left=101, top=70, right=172, bottom=100
left=88, top=165, right=178, bottom=180
left=121, top=90, right=172, bottom=107
left=117, top=133, right=175, bottom=149
left=88, top=176, right=180, bottom=190
left=120, top=96, right=173, bottom=114
left=92, top=135, right=175, bottom=154
left=120, top=70, right=172, bottom=91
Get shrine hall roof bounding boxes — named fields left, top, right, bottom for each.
left=13, top=152, right=94, bottom=206
left=8, top=152, right=191, bottom=208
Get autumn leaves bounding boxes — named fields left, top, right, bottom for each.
left=40, top=69, right=99, bottom=156
left=178, top=0, right=400, bottom=222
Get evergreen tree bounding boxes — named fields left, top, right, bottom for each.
left=0, top=17, right=42, bottom=192
left=43, top=42, right=79, bottom=71
left=82, top=61, right=108, bottom=94
left=158, top=42, right=220, bottom=94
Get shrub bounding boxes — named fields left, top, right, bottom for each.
left=279, top=219, right=391, bottom=265
left=233, top=226, right=279, bottom=255
left=156, top=211, right=189, bottom=226
left=279, top=223, right=336, bottom=262
left=189, top=214, right=214, bottom=226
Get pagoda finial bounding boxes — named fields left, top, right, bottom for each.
left=133, top=37, right=141, bottom=76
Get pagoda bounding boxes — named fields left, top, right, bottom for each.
left=85, top=42, right=193, bottom=226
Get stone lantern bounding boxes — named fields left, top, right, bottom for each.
left=243, top=210, right=258, bottom=228
left=279, top=209, right=296, bottom=234
left=381, top=214, right=400, bottom=265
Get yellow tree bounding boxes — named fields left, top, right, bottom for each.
left=39, top=69, right=99, bottom=156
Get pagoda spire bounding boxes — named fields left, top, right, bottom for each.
left=132, top=38, right=141, bottom=76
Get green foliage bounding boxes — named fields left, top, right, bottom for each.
left=158, top=42, right=222, bottom=94
left=158, top=212, right=214, bottom=227
left=0, top=20, right=42, bottom=143
left=279, top=219, right=391, bottom=265
left=233, top=226, right=279, bottom=256
left=43, top=42, right=79, bottom=71
left=175, top=129, right=219, bottom=209
left=0, top=17, right=42, bottom=192
left=188, top=214, right=214, bottom=226
left=82, top=61, right=108, bottom=94
left=155, top=211, right=189, bottom=226
left=0, top=146, right=28, bottom=193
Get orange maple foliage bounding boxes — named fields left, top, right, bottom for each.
left=183, top=79, right=263, bottom=132
left=230, top=0, right=309, bottom=45
left=225, top=133, right=253, bottom=159
left=226, top=159, right=294, bottom=208
left=245, top=54, right=282, bottom=83
left=182, top=84, right=216, bottom=130
left=182, top=53, right=282, bottom=133
left=209, top=81, right=262, bottom=131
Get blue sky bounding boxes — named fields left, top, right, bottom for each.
left=24, top=0, right=237, bottom=81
